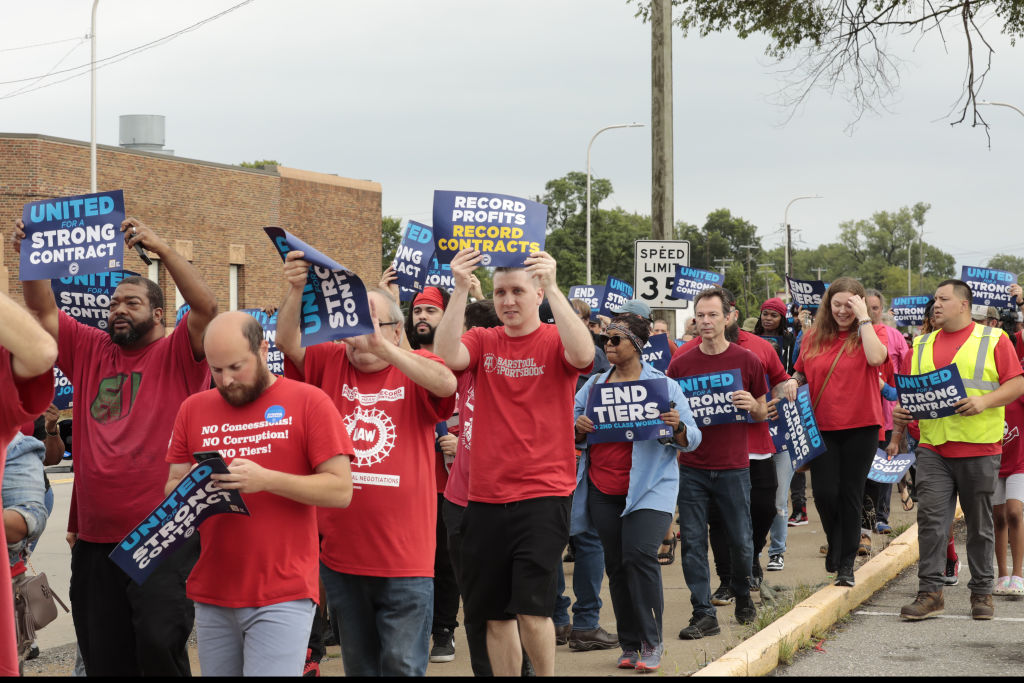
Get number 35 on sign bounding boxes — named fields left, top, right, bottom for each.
left=634, top=240, right=690, bottom=309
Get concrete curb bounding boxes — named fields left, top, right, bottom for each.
left=693, top=524, right=921, bottom=677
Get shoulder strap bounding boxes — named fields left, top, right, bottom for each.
left=812, top=347, right=844, bottom=411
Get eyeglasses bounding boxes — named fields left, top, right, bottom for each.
left=379, top=321, right=400, bottom=327
left=605, top=336, right=626, bottom=347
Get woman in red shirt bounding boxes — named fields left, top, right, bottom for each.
left=793, top=277, right=888, bottom=587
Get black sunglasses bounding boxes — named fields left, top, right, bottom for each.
left=605, top=335, right=626, bottom=347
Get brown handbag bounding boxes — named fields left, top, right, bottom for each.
left=794, top=348, right=844, bottom=473
left=13, top=572, right=69, bottom=659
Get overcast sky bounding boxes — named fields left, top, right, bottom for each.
left=4, top=0, right=1024, bottom=276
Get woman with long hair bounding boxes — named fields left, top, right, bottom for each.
left=792, top=277, right=888, bottom=587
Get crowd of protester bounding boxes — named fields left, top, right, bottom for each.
left=2, top=215, right=1024, bottom=676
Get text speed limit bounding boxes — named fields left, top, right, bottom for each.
left=634, top=240, right=689, bottom=309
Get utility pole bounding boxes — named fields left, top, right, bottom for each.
left=740, top=244, right=757, bottom=311
left=757, top=263, right=774, bottom=299
left=811, top=266, right=826, bottom=281
left=713, top=258, right=734, bottom=277
left=650, top=0, right=673, bottom=242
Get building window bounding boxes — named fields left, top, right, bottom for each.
left=229, top=264, right=240, bottom=311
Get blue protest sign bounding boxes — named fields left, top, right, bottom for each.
left=53, top=368, right=73, bottom=411
left=961, top=265, right=1017, bottom=314
left=867, top=448, right=916, bottom=484
left=895, top=364, right=967, bottom=420
left=568, top=285, right=606, bottom=320
left=20, top=190, right=125, bottom=280
left=641, top=334, right=672, bottom=372
left=392, top=221, right=435, bottom=292
left=239, top=308, right=284, bottom=376
left=677, top=369, right=747, bottom=427
left=769, top=385, right=827, bottom=469
left=432, top=190, right=547, bottom=267
left=786, top=276, right=827, bottom=312
left=109, top=455, right=249, bottom=584
left=53, top=270, right=139, bottom=331
left=585, top=379, right=672, bottom=444
left=599, top=277, right=635, bottom=318
left=426, top=254, right=455, bottom=291
left=264, top=227, right=375, bottom=346
left=891, top=295, right=930, bottom=326
left=672, top=265, right=725, bottom=301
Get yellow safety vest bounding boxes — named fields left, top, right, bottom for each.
left=911, top=323, right=1004, bottom=446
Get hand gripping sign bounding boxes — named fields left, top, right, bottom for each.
left=672, top=266, right=725, bottom=301
left=867, top=448, right=916, bottom=484
left=264, top=227, right=374, bottom=346
left=21, top=190, right=125, bottom=280
left=432, top=190, right=547, bottom=267
left=585, top=379, right=672, bottom=444
left=786, top=276, right=827, bottom=312
left=768, top=385, right=827, bottom=470
left=676, top=369, right=748, bottom=427
left=961, top=265, right=1017, bottom=315
left=109, top=454, right=250, bottom=584
left=895, top=364, right=967, bottom=420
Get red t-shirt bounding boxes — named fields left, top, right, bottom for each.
left=461, top=324, right=591, bottom=503
left=678, top=331, right=790, bottom=455
left=1002, top=396, right=1024, bottom=478
left=901, top=323, right=1024, bottom=458
left=443, top=371, right=474, bottom=507
left=667, top=343, right=766, bottom=470
left=588, top=441, right=633, bottom=495
left=286, top=343, right=455, bottom=578
left=57, top=311, right=211, bottom=542
left=165, top=378, right=351, bottom=607
left=794, top=325, right=889, bottom=432
left=0, top=350, right=53, bottom=676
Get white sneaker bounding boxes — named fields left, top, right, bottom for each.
left=1009, top=576, right=1024, bottom=596
left=993, top=576, right=1012, bottom=596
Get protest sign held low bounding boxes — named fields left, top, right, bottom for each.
left=599, top=276, right=635, bottom=318
left=672, top=266, right=724, bottom=301
left=677, top=369, right=747, bottom=427
left=392, top=220, right=435, bottom=292
left=21, top=190, right=126, bottom=281
left=867, top=448, right=916, bottom=484
left=891, top=295, right=931, bottom=326
left=896, top=364, right=967, bottom=420
left=641, top=334, right=672, bottom=372
left=961, top=265, right=1016, bottom=314
left=786, top=276, right=827, bottom=312
left=239, top=308, right=284, bottom=376
left=109, top=454, right=250, bottom=584
left=264, top=227, right=374, bottom=346
left=769, top=385, right=827, bottom=469
left=568, top=285, right=605, bottom=319
left=432, top=190, right=547, bottom=267
left=585, top=378, right=672, bottom=444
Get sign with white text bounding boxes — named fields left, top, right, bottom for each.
left=20, top=190, right=125, bottom=280
left=895, top=364, right=967, bottom=420
left=672, top=265, right=725, bottom=301
left=891, top=295, right=930, bottom=326
left=867, top=448, right=916, bottom=484
left=599, top=276, right=635, bottom=318
left=392, top=220, right=435, bottom=292
left=634, top=239, right=689, bottom=309
left=786, top=276, right=827, bottom=312
left=641, top=334, right=672, bottom=372
left=961, top=265, right=1017, bottom=316
left=432, top=190, right=547, bottom=267
left=585, top=379, right=672, bottom=444
left=768, top=385, right=827, bottom=470
left=676, top=369, right=747, bottom=427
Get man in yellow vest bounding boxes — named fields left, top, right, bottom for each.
left=890, top=279, right=1024, bottom=621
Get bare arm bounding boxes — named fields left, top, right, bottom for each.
left=11, top=220, right=59, bottom=342
left=43, top=404, right=65, bottom=466
left=0, top=290, right=58, bottom=379
left=211, top=455, right=354, bottom=508
left=165, top=462, right=193, bottom=496
left=525, top=251, right=594, bottom=370
left=275, top=250, right=308, bottom=370
left=434, top=249, right=480, bottom=372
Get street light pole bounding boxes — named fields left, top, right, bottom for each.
left=90, top=0, right=100, bottom=193
left=586, top=122, right=644, bottom=285
left=783, top=195, right=823, bottom=284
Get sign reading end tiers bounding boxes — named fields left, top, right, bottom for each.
left=634, top=240, right=690, bottom=309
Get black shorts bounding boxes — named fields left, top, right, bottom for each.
left=460, top=496, right=570, bottom=622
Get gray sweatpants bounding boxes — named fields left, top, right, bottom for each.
left=195, top=599, right=316, bottom=677
left=916, top=448, right=999, bottom=594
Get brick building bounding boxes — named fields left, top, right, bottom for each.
left=0, top=133, right=382, bottom=328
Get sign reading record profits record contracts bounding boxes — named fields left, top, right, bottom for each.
left=20, top=190, right=125, bottom=280
left=432, top=190, right=547, bottom=267
left=634, top=240, right=690, bottom=309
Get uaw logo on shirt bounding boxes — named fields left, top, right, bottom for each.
left=343, top=405, right=401, bottom=488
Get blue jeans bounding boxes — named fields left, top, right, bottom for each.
left=553, top=527, right=604, bottom=631
left=3, top=433, right=48, bottom=565
left=677, top=465, right=752, bottom=618
left=320, top=566, right=433, bottom=677
left=769, top=450, right=793, bottom=556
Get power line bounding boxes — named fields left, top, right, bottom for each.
left=0, top=36, right=86, bottom=53
left=1, top=37, right=87, bottom=100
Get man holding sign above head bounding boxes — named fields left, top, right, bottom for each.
left=164, top=312, right=354, bottom=676
left=434, top=248, right=594, bottom=677
left=666, top=287, right=768, bottom=640
left=276, top=250, right=457, bottom=677
left=890, top=279, right=1024, bottom=622
left=12, top=215, right=217, bottom=677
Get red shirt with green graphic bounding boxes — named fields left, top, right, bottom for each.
left=57, top=310, right=211, bottom=543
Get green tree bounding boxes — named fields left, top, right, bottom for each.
left=987, top=253, right=1024, bottom=277
left=675, top=209, right=764, bottom=315
left=238, top=159, right=280, bottom=169
left=381, top=216, right=403, bottom=271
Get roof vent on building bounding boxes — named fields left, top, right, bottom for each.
left=118, top=115, right=175, bottom=156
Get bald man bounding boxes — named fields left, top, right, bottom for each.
left=164, top=312, right=354, bottom=676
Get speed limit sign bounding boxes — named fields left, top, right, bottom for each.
left=634, top=240, right=690, bottom=309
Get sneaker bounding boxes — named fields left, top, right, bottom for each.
left=835, top=566, right=855, bottom=587
left=303, top=648, right=320, bottom=677
left=617, top=649, right=639, bottom=669
left=788, top=508, right=809, bottom=526
left=555, top=623, right=571, bottom=646
left=857, top=534, right=872, bottom=556
left=26, top=643, right=39, bottom=662
left=971, top=592, right=995, bottom=620
left=568, top=626, right=619, bottom=651
left=735, top=595, right=757, bottom=625
left=429, top=629, right=456, bottom=663
left=1010, top=576, right=1024, bottom=596
left=767, top=554, right=785, bottom=571
left=875, top=522, right=893, bottom=535
left=710, top=583, right=735, bottom=606
left=678, top=613, right=721, bottom=640
left=635, top=641, right=664, bottom=673
left=900, top=591, right=944, bottom=620
left=994, top=576, right=1012, bottom=596
left=944, top=558, right=961, bottom=586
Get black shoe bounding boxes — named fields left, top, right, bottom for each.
left=835, top=566, right=855, bottom=587
left=568, top=626, right=619, bottom=651
left=749, top=574, right=762, bottom=592
left=26, top=643, right=39, bottom=661
left=735, top=595, right=757, bottom=625
left=555, top=623, right=571, bottom=646
left=679, top=613, right=721, bottom=640
left=429, top=629, right=456, bottom=663
left=710, top=583, right=735, bottom=606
